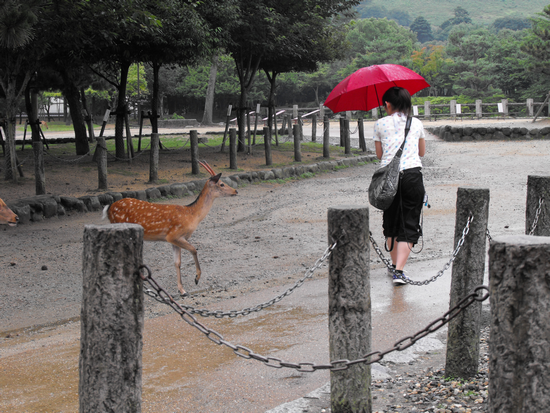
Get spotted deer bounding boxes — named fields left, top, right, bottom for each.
left=103, top=161, right=238, bottom=297
left=0, top=198, right=18, bottom=226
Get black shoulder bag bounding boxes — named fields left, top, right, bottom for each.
left=368, top=116, right=412, bottom=210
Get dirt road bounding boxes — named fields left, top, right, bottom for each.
left=1, top=121, right=549, bottom=411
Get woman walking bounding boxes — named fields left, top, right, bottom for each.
left=373, top=87, right=426, bottom=285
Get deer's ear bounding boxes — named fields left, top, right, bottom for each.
left=210, top=173, right=222, bottom=183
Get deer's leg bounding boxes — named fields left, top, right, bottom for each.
left=171, top=244, right=187, bottom=297
left=169, top=237, right=202, bottom=286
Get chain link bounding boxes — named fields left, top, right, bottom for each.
left=528, top=197, right=544, bottom=236
left=145, top=242, right=336, bottom=317
left=137, top=264, right=489, bottom=372
left=370, top=215, right=474, bottom=286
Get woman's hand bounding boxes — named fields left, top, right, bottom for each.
left=418, top=138, right=425, bottom=157
left=375, top=141, right=383, bottom=159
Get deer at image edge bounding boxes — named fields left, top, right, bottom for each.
left=0, top=198, right=18, bottom=226
left=103, top=161, right=238, bottom=297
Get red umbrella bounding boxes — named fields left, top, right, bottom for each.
left=324, top=64, right=430, bottom=114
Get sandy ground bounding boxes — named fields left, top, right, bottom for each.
left=0, top=118, right=549, bottom=411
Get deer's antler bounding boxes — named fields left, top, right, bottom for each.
left=199, top=161, right=216, bottom=176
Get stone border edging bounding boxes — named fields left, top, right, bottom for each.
left=7, top=155, right=376, bottom=224
left=426, top=125, right=550, bottom=141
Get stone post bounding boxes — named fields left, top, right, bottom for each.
left=450, top=100, right=457, bottom=120
left=526, top=175, right=550, bottom=236
left=527, top=98, right=534, bottom=117
left=80, top=224, right=144, bottom=413
left=424, top=101, right=431, bottom=120
left=371, top=108, right=378, bottom=121
left=476, top=100, right=482, bottom=118
left=488, top=235, right=550, bottom=412
left=445, top=187, right=490, bottom=379
left=501, top=99, right=508, bottom=116
left=328, top=206, right=371, bottom=413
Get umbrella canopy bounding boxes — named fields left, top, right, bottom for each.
left=324, top=64, right=430, bottom=114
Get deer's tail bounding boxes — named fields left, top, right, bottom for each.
left=102, top=205, right=110, bottom=221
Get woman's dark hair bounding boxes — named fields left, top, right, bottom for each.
left=382, top=87, right=412, bottom=116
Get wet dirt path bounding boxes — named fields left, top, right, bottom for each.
left=1, top=136, right=550, bottom=411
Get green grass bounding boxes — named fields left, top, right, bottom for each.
left=365, top=0, right=547, bottom=26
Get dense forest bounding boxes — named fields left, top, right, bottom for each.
left=2, top=0, right=550, bottom=182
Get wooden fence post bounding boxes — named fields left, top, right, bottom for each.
left=263, top=127, right=272, bottom=166
left=445, top=187, right=490, bottom=379
left=229, top=128, right=237, bottom=169
left=79, top=223, right=144, bottom=413
left=526, top=175, right=550, bottom=236
left=344, top=119, right=350, bottom=155
left=149, top=132, right=159, bottom=182
left=323, top=116, right=330, bottom=158
left=293, top=124, right=301, bottom=162
left=488, top=235, right=550, bottom=412
left=220, top=104, right=232, bottom=153
left=358, top=117, right=366, bottom=152
left=96, top=137, right=108, bottom=191
left=328, top=206, right=371, bottom=413
left=33, top=141, right=46, bottom=195
left=311, top=114, right=317, bottom=142
left=190, top=130, right=199, bottom=175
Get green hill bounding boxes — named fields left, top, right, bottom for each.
left=359, top=0, right=548, bottom=26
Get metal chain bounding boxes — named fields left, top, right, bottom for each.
left=44, top=146, right=95, bottom=163
left=145, top=242, right=337, bottom=317
left=370, top=214, right=474, bottom=286
left=486, top=196, right=543, bottom=240
left=137, top=263, right=488, bottom=372
left=348, top=125, right=359, bottom=135
left=528, top=197, right=544, bottom=236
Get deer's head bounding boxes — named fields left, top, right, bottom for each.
left=0, top=198, right=18, bottom=226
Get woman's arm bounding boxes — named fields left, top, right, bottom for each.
left=418, top=138, right=425, bottom=157
left=375, top=141, right=383, bottom=159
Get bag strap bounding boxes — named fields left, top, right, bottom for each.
left=395, top=116, right=412, bottom=157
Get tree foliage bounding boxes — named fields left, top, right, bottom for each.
left=345, top=17, right=417, bottom=72
left=410, top=16, right=433, bottom=43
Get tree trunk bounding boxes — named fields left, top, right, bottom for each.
left=59, top=69, right=89, bottom=155
left=202, top=54, right=219, bottom=126
left=265, top=70, right=278, bottom=135
left=234, top=55, right=260, bottom=153
left=115, top=60, right=131, bottom=159
left=24, top=82, right=40, bottom=143
left=237, top=85, right=247, bottom=152
left=151, top=62, right=160, bottom=134
left=80, top=87, right=95, bottom=142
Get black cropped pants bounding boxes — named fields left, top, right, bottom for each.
left=382, top=167, right=425, bottom=245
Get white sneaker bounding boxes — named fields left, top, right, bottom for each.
left=392, top=270, right=409, bottom=285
